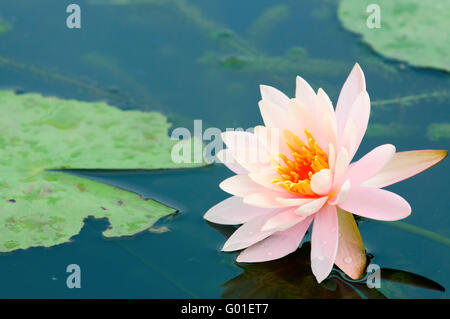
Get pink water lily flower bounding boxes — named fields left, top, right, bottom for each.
left=204, top=63, right=447, bottom=283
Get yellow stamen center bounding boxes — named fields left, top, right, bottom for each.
left=272, top=129, right=329, bottom=197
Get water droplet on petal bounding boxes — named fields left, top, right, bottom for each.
left=344, top=257, right=352, bottom=264
left=318, top=255, right=325, bottom=261
left=268, top=252, right=273, bottom=256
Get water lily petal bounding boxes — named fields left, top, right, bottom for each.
left=243, top=191, right=298, bottom=208
left=317, top=88, right=335, bottom=118
left=295, top=196, right=328, bottom=216
left=221, top=131, right=261, bottom=152
left=260, top=84, right=289, bottom=110
left=287, top=98, right=317, bottom=142
left=216, top=149, right=248, bottom=175
left=328, top=179, right=351, bottom=205
left=310, top=168, right=333, bottom=195
left=258, top=99, right=289, bottom=129
left=335, top=63, right=366, bottom=136
left=362, top=150, right=448, bottom=188
left=333, top=147, right=350, bottom=188
left=275, top=197, right=314, bottom=207
left=328, top=143, right=336, bottom=171
left=340, top=119, right=357, bottom=160
left=237, top=215, right=314, bottom=262
left=232, top=147, right=272, bottom=173
left=321, top=112, right=338, bottom=154
left=222, top=212, right=278, bottom=251
left=347, top=144, right=396, bottom=186
left=248, top=172, right=284, bottom=192
left=340, top=91, right=370, bottom=160
left=254, top=125, right=290, bottom=158
left=311, top=204, right=339, bottom=283
left=204, top=196, right=274, bottom=225
left=295, top=75, right=318, bottom=111
left=261, top=207, right=306, bottom=232
left=338, top=186, right=411, bottom=221
left=221, top=132, right=272, bottom=172
left=317, top=88, right=338, bottom=150
left=334, top=208, right=367, bottom=280
left=219, top=174, right=265, bottom=197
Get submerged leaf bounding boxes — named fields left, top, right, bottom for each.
left=338, top=0, right=450, bottom=72
left=381, top=268, right=445, bottom=292
left=427, top=123, right=450, bottom=141
left=221, top=242, right=383, bottom=299
left=210, top=224, right=445, bottom=298
left=247, top=5, right=290, bottom=43
left=0, top=90, right=205, bottom=252
left=366, top=123, right=412, bottom=138
left=0, top=17, right=11, bottom=35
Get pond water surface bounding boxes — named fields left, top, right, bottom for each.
left=0, top=0, right=448, bottom=298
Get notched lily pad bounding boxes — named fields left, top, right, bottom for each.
left=0, top=90, right=205, bottom=252
left=338, top=0, right=450, bottom=72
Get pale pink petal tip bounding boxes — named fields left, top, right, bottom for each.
left=363, top=150, right=448, bottom=188
left=311, top=205, right=339, bottom=283
left=216, top=149, right=248, bottom=175
left=260, top=84, right=290, bottom=110
left=219, top=174, right=263, bottom=197
left=339, top=187, right=411, bottom=221
left=347, top=144, right=396, bottom=187
left=203, top=196, right=271, bottom=225
left=334, top=209, right=367, bottom=280
left=261, top=207, right=303, bottom=232
left=335, top=63, right=366, bottom=136
left=295, top=75, right=317, bottom=109
left=237, top=216, right=313, bottom=263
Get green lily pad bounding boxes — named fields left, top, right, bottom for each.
left=338, top=0, right=450, bottom=72
left=0, top=90, right=205, bottom=252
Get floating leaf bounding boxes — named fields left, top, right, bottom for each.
left=0, top=90, right=205, bottom=252
left=338, top=0, right=450, bottom=72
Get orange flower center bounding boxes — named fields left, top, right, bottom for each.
left=272, top=129, right=329, bottom=197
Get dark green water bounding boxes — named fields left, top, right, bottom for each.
left=0, top=0, right=448, bottom=298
